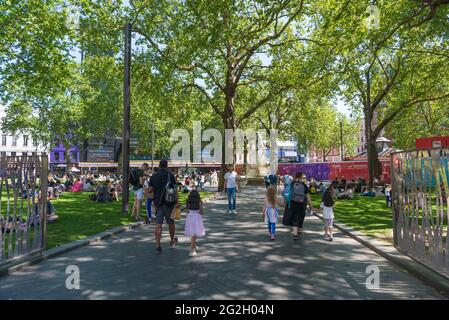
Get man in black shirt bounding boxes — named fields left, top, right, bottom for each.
left=148, top=159, right=179, bottom=254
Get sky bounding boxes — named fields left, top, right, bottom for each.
left=336, top=99, right=352, bottom=116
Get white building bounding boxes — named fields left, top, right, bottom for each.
left=0, top=105, right=47, bottom=157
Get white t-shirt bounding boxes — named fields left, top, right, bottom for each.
left=225, top=171, right=238, bottom=189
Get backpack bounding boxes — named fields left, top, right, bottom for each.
left=269, top=174, right=277, bottom=185
left=129, top=169, right=139, bottom=186
left=282, top=183, right=292, bottom=204
left=162, top=172, right=178, bottom=205
left=291, top=181, right=306, bottom=203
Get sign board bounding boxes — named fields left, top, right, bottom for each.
left=87, top=149, right=115, bottom=162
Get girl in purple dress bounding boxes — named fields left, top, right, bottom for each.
left=184, top=190, right=205, bottom=257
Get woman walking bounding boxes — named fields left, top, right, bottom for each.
left=282, top=172, right=314, bottom=240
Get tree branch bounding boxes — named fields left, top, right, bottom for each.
left=183, top=83, right=223, bottom=116
left=373, top=92, right=449, bottom=137
left=236, top=85, right=291, bottom=127
left=371, top=56, right=401, bottom=111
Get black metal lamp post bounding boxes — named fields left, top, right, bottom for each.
left=122, top=23, right=131, bottom=214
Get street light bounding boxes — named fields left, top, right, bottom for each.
left=340, top=120, right=344, bottom=161
left=122, top=23, right=131, bottom=214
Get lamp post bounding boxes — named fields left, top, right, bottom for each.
left=122, top=23, right=131, bottom=214
left=151, top=122, right=154, bottom=171
left=340, top=120, right=344, bottom=161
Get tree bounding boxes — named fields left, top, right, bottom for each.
left=0, top=0, right=73, bottom=103
left=323, top=0, right=449, bottom=186
left=2, top=63, right=91, bottom=170
left=128, top=0, right=332, bottom=189
left=385, top=100, right=449, bottom=149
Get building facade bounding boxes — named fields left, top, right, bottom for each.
left=307, top=146, right=341, bottom=163
left=0, top=105, right=47, bottom=156
left=49, top=143, right=80, bottom=166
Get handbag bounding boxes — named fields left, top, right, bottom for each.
left=171, top=206, right=182, bottom=220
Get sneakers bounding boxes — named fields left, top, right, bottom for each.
left=156, top=237, right=179, bottom=253
left=227, top=210, right=232, bottom=214
left=170, top=237, right=178, bottom=247
left=270, top=235, right=276, bottom=241
left=189, top=250, right=197, bottom=257
left=324, top=234, right=330, bottom=240
left=232, top=210, right=237, bottom=215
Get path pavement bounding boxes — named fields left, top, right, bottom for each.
left=0, top=187, right=445, bottom=299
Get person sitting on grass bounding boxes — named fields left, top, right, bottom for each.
left=70, top=177, right=83, bottom=192
left=83, top=179, right=95, bottom=192
left=361, top=188, right=376, bottom=197
left=31, top=191, right=59, bottom=225
left=107, top=180, right=118, bottom=201
left=337, top=187, right=354, bottom=200
left=93, top=181, right=112, bottom=203
left=47, top=187, right=59, bottom=200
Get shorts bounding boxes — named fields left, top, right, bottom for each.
left=133, top=188, right=144, bottom=200
left=156, top=205, right=175, bottom=225
left=324, top=219, right=333, bottom=227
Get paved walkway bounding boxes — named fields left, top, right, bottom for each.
left=0, top=187, right=445, bottom=299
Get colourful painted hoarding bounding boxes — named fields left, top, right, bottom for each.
left=277, top=160, right=391, bottom=183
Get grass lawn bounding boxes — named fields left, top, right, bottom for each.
left=311, top=194, right=394, bottom=242
left=2, top=191, right=212, bottom=250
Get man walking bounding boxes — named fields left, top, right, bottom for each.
left=224, top=166, right=239, bottom=214
left=148, top=159, right=179, bottom=254
left=130, top=163, right=148, bottom=221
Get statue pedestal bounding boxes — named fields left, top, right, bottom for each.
left=246, top=165, right=258, bottom=178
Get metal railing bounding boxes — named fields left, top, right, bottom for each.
left=391, top=147, right=449, bottom=277
left=0, top=155, right=48, bottom=265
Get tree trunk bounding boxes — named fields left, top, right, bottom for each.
left=218, top=85, right=236, bottom=191
left=367, top=135, right=381, bottom=187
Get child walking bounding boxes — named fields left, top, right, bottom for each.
left=320, top=186, right=335, bottom=241
left=262, top=186, right=283, bottom=241
left=184, top=189, right=206, bottom=257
